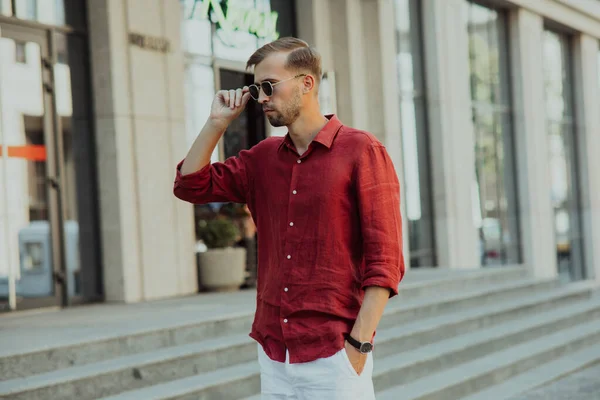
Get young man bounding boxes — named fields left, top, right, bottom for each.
left=174, top=37, right=404, bottom=399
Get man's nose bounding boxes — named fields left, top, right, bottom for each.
left=258, top=90, right=270, bottom=104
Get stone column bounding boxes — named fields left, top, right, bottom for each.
left=87, top=0, right=196, bottom=302
left=508, top=9, right=557, bottom=279
left=572, top=34, right=600, bottom=282
left=422, top=0, right=480, bottom=268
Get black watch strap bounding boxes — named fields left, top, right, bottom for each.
left=344, top=333, right=373, bottom=353
left=344, top=333, right=362, bottom=349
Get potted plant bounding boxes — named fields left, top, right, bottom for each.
left=196, top=216, right=247, bottom=292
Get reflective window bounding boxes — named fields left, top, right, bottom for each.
left=394, top=0, right=436, bottom=267
left=181, top=0, right=294, bottom=61
left=14, top=0, right=65, bottom=26
left=15, top=41, right=27, bottom=64
left=465, top=1, right=521, bottom=266
left=0, top=36, right=55, bottom=299
left=543, top=30, right=585, bottom=282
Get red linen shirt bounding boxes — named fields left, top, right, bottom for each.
left=173, top=115, right=404, bottom=363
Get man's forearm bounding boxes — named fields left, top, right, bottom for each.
left=350, top=286, right=391, bottom=342
left=180, top=118, right=228, bottom=176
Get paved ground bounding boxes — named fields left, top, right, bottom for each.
left=509, top=363, right=600, bottom=400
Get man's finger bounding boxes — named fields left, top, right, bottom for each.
left=235, top=88, right=243, bottom=107
left=241, top=92, right=251, bottom=105
left=221, top=90, right=229, bottom=105
left=229, top=89, right=236, bottom=109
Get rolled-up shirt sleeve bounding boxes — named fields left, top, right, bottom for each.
left=173, top=150, right=251, bottom=205
left=355, top=143, right=405, bottom=297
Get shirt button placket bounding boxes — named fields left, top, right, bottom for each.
left=283, top=157, right=301, bottom=334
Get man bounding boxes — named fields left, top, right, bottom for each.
left=174, top=37, right=404, bottom=399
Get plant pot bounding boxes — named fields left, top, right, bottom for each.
left=197, top=247, right=247, bottom=292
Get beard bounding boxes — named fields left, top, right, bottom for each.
left=265, top=87, right=302, bottom=127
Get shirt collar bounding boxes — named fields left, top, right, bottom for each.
left=278, top=114, right=342, bottom=152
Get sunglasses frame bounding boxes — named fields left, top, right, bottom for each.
left=248, top=74, right=307, bottom=100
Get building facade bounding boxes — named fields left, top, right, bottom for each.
left=1, top=0, right=599, bottom=312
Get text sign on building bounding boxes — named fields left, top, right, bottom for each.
left=129, top=33, right=171, bottom=53
left=182, top=0, right=280, bottom=46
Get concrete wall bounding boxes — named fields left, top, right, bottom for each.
left=87, top=0, right=196, bottom=302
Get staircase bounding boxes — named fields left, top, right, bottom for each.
left=1, top=267, right=599, bottom=400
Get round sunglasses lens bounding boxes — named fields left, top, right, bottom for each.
left=249, top=86, right=259, bottom=99
left=261, top=82, right=274, bottom=97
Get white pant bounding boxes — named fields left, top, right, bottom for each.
left=257, top=344, right=376, bottom=400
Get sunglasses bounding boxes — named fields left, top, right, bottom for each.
left=248, top=74, right=307, bottom=100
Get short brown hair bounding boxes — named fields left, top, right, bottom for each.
left=246, top=37, right=322, bottom=84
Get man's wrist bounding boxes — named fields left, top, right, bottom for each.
left=206, top=116, right=229, bottom=132
left=350, top=330, right=373, bottom=343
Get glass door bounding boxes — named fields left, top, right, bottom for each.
left=0, top=23, right=65, bottom=310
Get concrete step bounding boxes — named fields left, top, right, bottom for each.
left=99, top=360, right=260, bottom=400
left=0, top=278, right=586, bottom=400
left=462, top=345, right=600, bottom=400
left=394, top=267, right=528, bottom=300
left=0, top=334, right=255, bottom=400
left=19, top=282, right=591, bottom=400
left=373, top=293, right=600, bottom=392
left=379, top=277, right=559, bottom=329
left=0, top=310, right=254, bottom=382
left=0, top=272, right=539, bottom=382
left=0, top=281, right=587, bottom=400
left=376, top=318, right=600, bottom=400
left=0, top=267, right=525, bottom=381
left=374, top=280, right=594, bottom=357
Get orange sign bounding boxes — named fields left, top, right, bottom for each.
left=0, top=145, right=47, bottom=161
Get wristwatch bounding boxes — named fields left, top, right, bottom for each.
left=344, top=333, right=374, bottom=354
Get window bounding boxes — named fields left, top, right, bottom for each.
left=465, top=1, right=521, bottom=266
left=543, top=29, right=585, bottom=282
left=394, top=0, right=436, bottom=267
left=15, top=41, right=27, bottom=64
left=25, top=0, right=37, bottom=20
left=15, top=0, right=66, bottom=26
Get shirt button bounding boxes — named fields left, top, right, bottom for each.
left=287, top=255, right=291, bottom=260
left=292, top=190, right=297, bottom=195
left=284, top=287, right=289, bottom=292
left=284, top=319, right=288, bottom=323
left=297, top=160, right=302, bottom=164
left=289, top=222, right=294, bottom=227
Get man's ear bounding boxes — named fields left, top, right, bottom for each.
left=303, top=74, right=316, bottom=94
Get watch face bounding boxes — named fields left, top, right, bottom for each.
left=360, top=342, right=373, bottom=353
